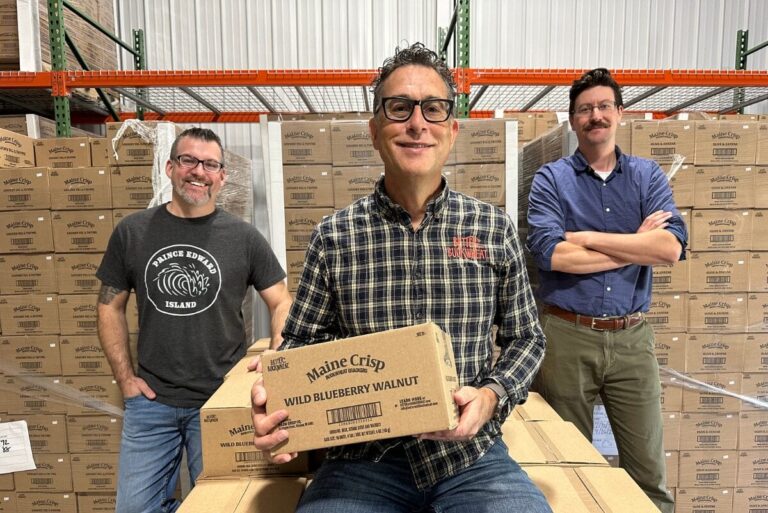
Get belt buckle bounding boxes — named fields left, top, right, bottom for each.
left=590, top=317, right=608, bottom=332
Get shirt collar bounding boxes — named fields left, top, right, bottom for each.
left=373, top=175, right=450, bottom=225
left=571, top=146, right=625, bottom=176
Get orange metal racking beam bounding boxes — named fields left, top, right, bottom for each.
left=2, top=68, right=767, bottom=90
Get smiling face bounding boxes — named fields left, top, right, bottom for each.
left=165, top=135, right=226, bottom=215
left=369, top=65, right=458, bottom=187
left=569, top=85, right=623, bottom=150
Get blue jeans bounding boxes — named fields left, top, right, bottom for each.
left=115, top=395, right=202, bottom=513
left=297, top=440, right=552, bottom=513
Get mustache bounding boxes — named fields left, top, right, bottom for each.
left=586, top=121, right=610, bottom=129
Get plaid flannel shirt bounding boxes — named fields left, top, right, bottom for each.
left=281, top=177, right=545, bottom=490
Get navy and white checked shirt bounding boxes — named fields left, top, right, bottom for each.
left=281, top=177, right=545, bottom=490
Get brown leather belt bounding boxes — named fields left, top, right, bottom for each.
left=543, top=305, right=644, bottom=332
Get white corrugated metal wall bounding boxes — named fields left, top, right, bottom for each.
left=113, top=0, right=768, bottom=336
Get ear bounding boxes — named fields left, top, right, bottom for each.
left=165, top=159, right=173, bottom=178
left=220, top=169, right=228, bottom=185
left=369, top=116, right=380, bottom=151
left=449, top=117, right=459, bottom=147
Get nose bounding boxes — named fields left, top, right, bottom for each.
left=406, top=105, right=428, bottom=132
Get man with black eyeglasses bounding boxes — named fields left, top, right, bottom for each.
left=526, top=68, right=685, bottom=513
left=96, top=127, right=292, bottom=513
left=251, top=43, right=551, bottom=513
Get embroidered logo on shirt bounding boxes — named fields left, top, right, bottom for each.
left=144, top=244, right=222, bottom=316
left=446, top=235, right=489, bottom=261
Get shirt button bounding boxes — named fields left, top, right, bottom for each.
left=606, top=287, right=611, bottom=291
left=416, top=311, right=423, bottom=319
left=605, top=208, right=611, bottom=212
left=603, top=183, right=607, bottom=187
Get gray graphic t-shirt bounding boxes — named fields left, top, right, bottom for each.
left=97, top=205, right=285, bottom=407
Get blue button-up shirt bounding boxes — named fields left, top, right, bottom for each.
left=526, top=148, right=688, bottom=317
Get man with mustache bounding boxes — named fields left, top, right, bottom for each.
left=526, top=68, right=686, bottom=513
left=96, top=127, right=292, bottom=513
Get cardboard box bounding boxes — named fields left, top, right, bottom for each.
left=222, top=355, right=257, bottom=379
left=282, top=164, right=333, bottom=208
left=748, top=293, right=768, bottom=332
left=331, top=166, right=383, bottom=209
left=501, top=420, right=607, bottom=465
left=733, top=488, right=768, bottom=513
left=0, top=209, right=54, bottom=253
left=49, top=167, right=111, bottom=209
left=0, top=167, right=50, bottom=210
left=682, top=372, right=742, bottom=413
left=105, top=122, right=155, bottom=165
left=1, top=414, right=67, bottom=454
left=51, top=210, right=112, bottom=253
left=631, top=121, right=695, bottom=164
left=89, top=138, right=110, bottom=167
left=744, top=333, right=768, bottom=372
left=0, top=493, right=15, bottom=513
left=688, top=251, right=749, bottom=293
left=615, top=119, right=632, bottom=154
left=0, top=253, right=56, bottom=294
left=330, top=121, right=382, bottom=167
left=200, top=371, right=309, bottom=477
left=0, top=294, right=59, bottom=335
left=77, top=493, right=117, bottom=513
left=66, top=415, right=122, bottom=453
left=738, top=412, right=768, bottom=450
left=663, top=413, right=681, bottom=451
left=285, top=250, right=305, bottom=293
left=652, top=255, right=689, bottom=293
left=454, top=119, right=505, bottom=164
left=280, top=121, right=332, bottom=165
left=693, top=165, right=755, bottom=209
left=533, top=112, right=559, bottom=139
left=109, top=165, right=154, bottom=208
left=687, top=293, right=747, bottom=333
left=508, top=391, right=562, bottom=422
left=177, top=477, right=307, bottom=513
left=740, top=372, right=768, bottom=412
left=0, top=127, right=35, bottom=168
left=54, top=253, right=102, bottom=294
left=33, top=138, right=91, bottom=168
left=665, top=163, right=694, bottom=208
left=112, top=208, right=142, bottom=226
left=0, top=335, right=61, bottom=375
left=454, top=163, right=505, bottom=206
left=684, top=333, right=744, bottom=372
left=13, top=453, right=72, bottom=492
left=2, top=376, right=68, bottom=414
left=503, top=112, right=536, bottom=141
left=283, top=207, right=332, bottom=251
left=758, top=122, right=768, bottom=164
left=14, top=492, right=76, bottom=513
left=689, top=209, right=752, bottom=251
left=247, top=338, right=271, bottom=355
left=749, top=252, right=768, bottom=292
left=661, top=379, right=683, bottom=412
left=654, top=332, right=686, bottom=370
left=678, top=450, right=738, bottom=487
left=70, top=453, right=118, bottom=492
left=59, top=335, right=110, bottom=376
left=665, top=450, right=679, bottom=488
left=675, top=488, right=733, bottom=513
left=753, top=210, right=768, bottom=250
left=57, top=294, right=98, bottom=335
left=738, top=450, right=768, bottom=487
left=60, top=376, right=122, bottom=416
left=756, top=166, right=768, bottom=207
left=695, top=121, right=758, bottom=165
left=262, top=322, right=460, bottom=455
left=522, top=465, right=659, bottom=513
left=646, top=293, right=687, bottom=332
left=679, top=412, right=738, bottom=450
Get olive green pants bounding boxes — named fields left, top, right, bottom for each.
left=533, top=314, right=674, bottom=513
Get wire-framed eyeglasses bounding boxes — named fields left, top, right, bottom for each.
left=376, top=96, right=455, bottom=123
left=174, top=154, right=225, bottom=173
left=573, top=100, right=618, bottom=117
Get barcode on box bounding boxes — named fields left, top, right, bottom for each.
left=704, top=317, right=728, bottom=325
left=57, top=162, right=75, bottom=168
left=647, top=316, right=668, bottom=325
left=712, top=192, right=736, bottom=199
left=9, top=194, right=31, bottom=202
left=72, top=237, right=94, bottom=246
left=713, top=148, right=737, bottom=156
left=290, top=149, right=311, bottom=156
left=350, top=150, right=373, bottom=158
left=710, top=235, right=734, bottom=243
left=16, top=279, right=39, bottom=288
left=6, top=155, right=19, bottom=163
left=130, top=192, right=153, bottom=200
left=700, top=396, right=724, bottom=405
left=474, top=147, right=498, bottom=156
left=696, top=435, right=720, bottom=443
left=19, top=320, right=40, bottom=329
left=703, top=357, right=726, bottom=365
left=291, top=193, right=315, bottom=200
left=25, top=400, right=46, bottom=408
left=31, top=478, right=53, bottom=485
left=652, top=148, right=675, bottom=156
left=80, top=361, right=103, bottom=370
left=657, top=357, right=669, bottom=365
left=11, top=237, right=33, bottom=246
left=327, top=401, right=382, bottom=424
left=91, top=478, right=112, bottom=486
left=706, top=276, right=731, bottom=284
left=127, top=149, right=151, bottom=157
left=696, top=472, right=719, bottom=482
left=77, top=321, right=97, bottom=329
left=235, top=451, right=261, bottom=462
left=20, top=362, right=42, bottom=369
left=75, top=279, right=98, bottom=288
left=68, top=194, right=92, bottom=202
left=653, top=276, right=672, bottom=284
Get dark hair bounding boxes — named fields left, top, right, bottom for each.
left=370, top=42, right=456, bottom=111
left=170, top=127, right=225, bottom=165
left=568, top=68, right=623, bottom=114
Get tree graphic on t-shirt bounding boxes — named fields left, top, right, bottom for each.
left=153, top=263, right=210, bottom=297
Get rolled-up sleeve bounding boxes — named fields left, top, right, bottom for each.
left=526, top=165, right=566, bottom=272
left=645, top=162, right=689, bottom=260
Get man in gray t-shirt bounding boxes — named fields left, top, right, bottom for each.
left=97, top=127, right=292, bottom=513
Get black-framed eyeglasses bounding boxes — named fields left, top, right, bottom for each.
left=376, top=97, right=454, bottom=123
left=174, top=154, right=225, bottom=173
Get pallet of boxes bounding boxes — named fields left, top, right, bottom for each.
left=636, top=114, right=768, bottom=513
left=0, top=125, right=128, bottom=513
